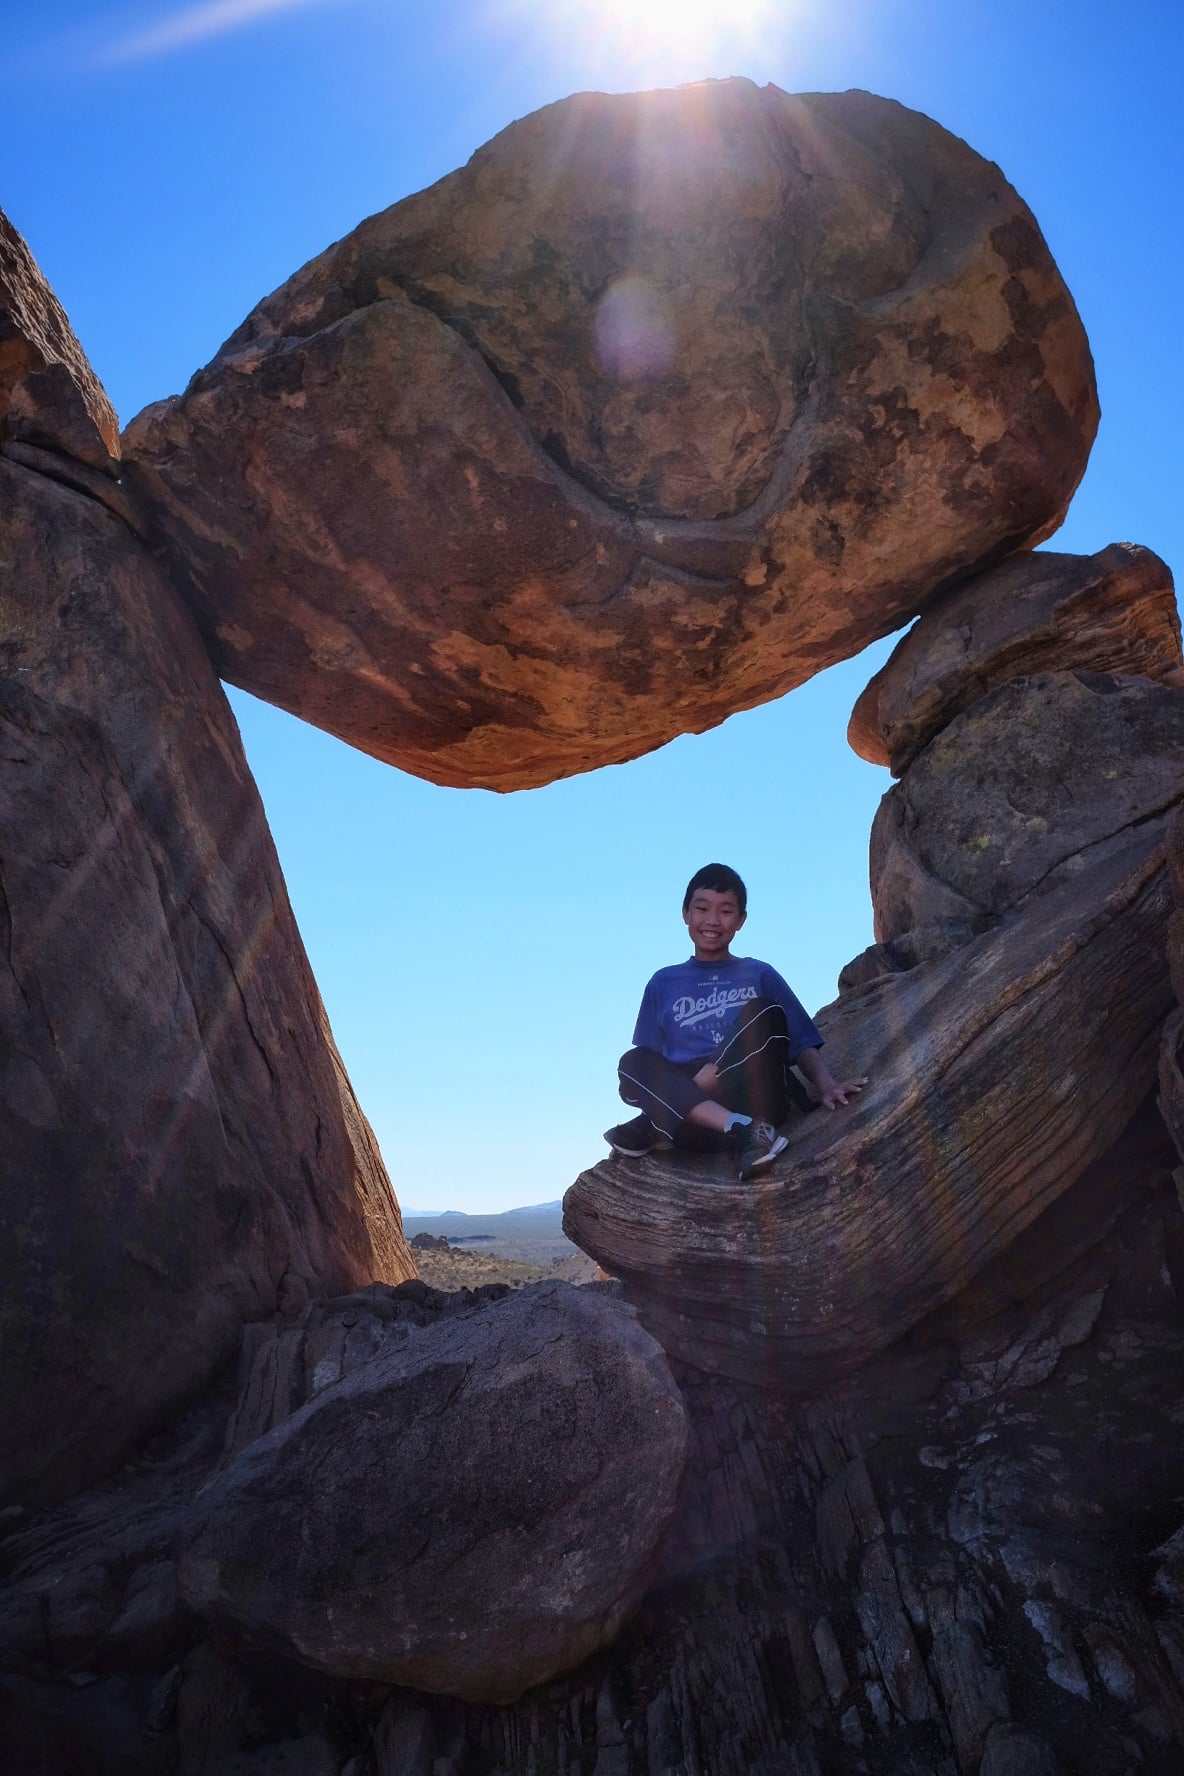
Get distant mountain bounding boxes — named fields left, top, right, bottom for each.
left=400, top=1200, right=563, bottom=1220
left=400, top=1200, right=577, bottom=1267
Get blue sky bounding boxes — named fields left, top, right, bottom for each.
left=4, top=0, right=1181, bottom=1211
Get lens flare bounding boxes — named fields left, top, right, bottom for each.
left=593, top=277, right=677, bottom=381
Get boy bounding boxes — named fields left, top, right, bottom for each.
left=605, top=864, right=866, bottom=1179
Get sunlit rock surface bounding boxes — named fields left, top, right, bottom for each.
left=0, top=459, right=413, bottom=1510
left=123, top=79, right=1097, bottom=789
left=181, top=1281, right=688, bottom=1703
left=849, top=542, right=1182, bottom=775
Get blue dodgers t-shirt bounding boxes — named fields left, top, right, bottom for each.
left=632, top=956, right=822, bottom=1066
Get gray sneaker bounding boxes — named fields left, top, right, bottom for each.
left=732, top=1119, right=788, bottom=1179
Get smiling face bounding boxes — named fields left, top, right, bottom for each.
left=683, top=886, right=746, bottom=962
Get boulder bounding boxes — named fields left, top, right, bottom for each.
left=122, top=79, right=1097, bottom=790
left=563, top=827, right=1175, bottom=1385
left=0, top=455, right=413, bottom=1507
left=180, top=1281, right=689, bottom=1704
left=849, top=543, right=1182, bottom=775
left=0, top=205, right=119, bottom=460
left=869, top=671, right=1184, bottom=944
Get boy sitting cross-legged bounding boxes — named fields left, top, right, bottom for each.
left=605, top=863, right=867, bottom=1179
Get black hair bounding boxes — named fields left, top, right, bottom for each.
left=682, top=863, right=747, bottom=916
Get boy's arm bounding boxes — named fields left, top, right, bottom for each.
left=760, top=965, right=866, bottom=1110
left=795, top=1043, right=868, bottom=1110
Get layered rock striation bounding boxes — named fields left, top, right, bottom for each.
left=123, top=79, right=1097, bottom=789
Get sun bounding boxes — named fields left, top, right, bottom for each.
left=492, top=0, right=785, bottom=85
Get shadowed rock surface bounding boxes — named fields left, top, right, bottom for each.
left=3, top=1171, right=1183, bottom=1774
left=849, top=543, right=1182, bottom=775
left=180, top=1281, right=688, bottom=1703
left=869, top=669, right=1184, bottom=944
left=123, top=79, right=1097, bottom=790
left=0, top=451, right=414, bottom=1509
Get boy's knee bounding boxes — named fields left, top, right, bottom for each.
left=749, top=995, right=788, bottom=1024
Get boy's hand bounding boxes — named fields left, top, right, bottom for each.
left=819, top=1076, right=868, bottom=1110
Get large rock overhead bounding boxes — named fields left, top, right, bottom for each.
left=0, top=453, right=414, bottom=1507
left=123, top=79, right=1098, bottom=790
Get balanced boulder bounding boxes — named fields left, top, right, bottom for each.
left=123, top=79, right=1098, bottom=790
left=181, top=1282, right=688, bottom=1703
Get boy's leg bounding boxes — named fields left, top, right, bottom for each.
left=615, top=1047, right=713, bottom=1143
left=705, top=997, right=793, bottom=1125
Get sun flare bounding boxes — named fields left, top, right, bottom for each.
left=496, top=0, right=785, bottom=84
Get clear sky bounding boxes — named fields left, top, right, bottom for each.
left=4, top=0, right=1181, bottom=1212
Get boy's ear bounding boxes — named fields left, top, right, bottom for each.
left=737, top=908, right=747, bottom=929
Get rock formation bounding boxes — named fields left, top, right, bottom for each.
left=122, top=79, right=1097, bottom=789
left=0, top=215, right=414, bottom=1510
left=849, top=543, right=1183, bottom=776
left=0, top=208, right=119, bottom=460
left=566, top=546, right=1184, bottom=1392
left=565, top=824, right=1174, bottom=1384
left=181, top=1280, right=688, bottom=1703
left=3, top=77, right=1183, bottom=1776
left=3, top=1183, right=1183, bottom=1774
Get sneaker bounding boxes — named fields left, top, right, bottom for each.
left=604, top=1115, right=664, bottom=1157
left=732, top=1119, right=788, bottom=1179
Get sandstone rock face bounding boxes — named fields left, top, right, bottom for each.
left=868, top=670, right=1184, bottom=943
left=0, top=205, right=119, bottom=460
left=565, top=829, right=1174, bottom=1385
left=123, top=79, right=1097, bottom=790
left=0, top=456, right=413, bottom=1507
left=180, top=1281, right=688, bottom=1703
left=849, top=542, right=1182, bottom=775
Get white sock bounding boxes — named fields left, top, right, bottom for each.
left=723, top=1112, right=752, bottom=1133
